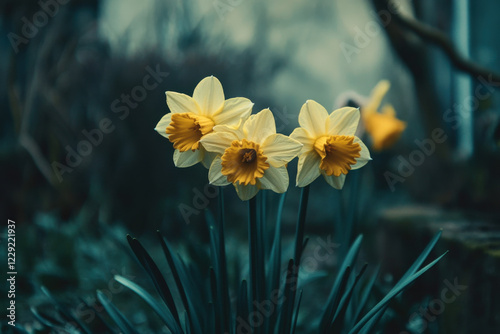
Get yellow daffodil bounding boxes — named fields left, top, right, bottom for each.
left=200, top=109, right=303, bottom=201
left=290, top=100, right=371, bottom=189
left=362, top=80, right=406, bottom=151
left=155, top=76, right=254, bottom=168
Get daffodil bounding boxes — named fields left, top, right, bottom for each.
left=155, top=76, right=254, bottom=168
left=362, top=80, right=406, bottom=151
left=200, top=109, right=302, bottom=200
left=290, top=100, right=371, bottom=189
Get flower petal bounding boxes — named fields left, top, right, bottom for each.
left=298, top=100, right=329, bottom=137
left=166, top=92, right=201, bottom=114
left=328, top=107, right=360, bottom=136
left=155, top=113, right=172, bottom=138
left=261, top=134, right=302, bottom=167
left=296, top=153, right=321, bottom=187
left=365, top=80, right=390, bottom=113
left=243, top=108, right=276, bottom=144
left=212, top=97, right=253, bottom=126
left=200, top=132, right=238, bottom=155
left=201, top=151, right=218, bottom=169
left=290, top=127, right=315, bottom=155
left=173, top=149, right=203, bottom=168
left=234, top=183, right=259, bottom=201
left=381, top=104, right=396, bottom=117
left=321, top=172, right=346, bottom=190
left=208, top=156, right=230, bottom=186
left=213, top=121, right=245, bottom=138
left=258, top=166, right=289, bottom=193
left=351, top=137, right=371, bottom=170
left=193, top=76, right=225, bottom=116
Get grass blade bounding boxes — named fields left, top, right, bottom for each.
left=126, top=235, right=181, bottom=328
left=114, top=275, right=182, bottom=333
left=348, top=251, right=448, bottom=334
left=97, top=290, right=138, bottom=334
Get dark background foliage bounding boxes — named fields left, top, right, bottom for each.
left=1, top=0, right=500, bottom=332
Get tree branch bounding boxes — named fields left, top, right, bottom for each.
left=391, top=7, right=500, bottom=83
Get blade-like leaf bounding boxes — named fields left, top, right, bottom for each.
left=348, top=251, right=448, bottom=334
left=114, top=275, right=182, bottom=333
left=97, top=290, right=138, bottom=334
left=126, top=235, right=181, bottom=327
left=320, top=235, right=363, bottom=331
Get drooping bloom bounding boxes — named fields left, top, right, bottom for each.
left=200, top=109, right=302, bottom=200
left=290, top=100, right=371, bottom=189
left=155, top=76, right=253, bottom=168
left=362, top=80, right=406, bottom=151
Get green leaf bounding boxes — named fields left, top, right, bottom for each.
left=96, top=290, right=138, bottom=334
left=348, top=251, right=448, bottom=334
left=157, top=231, right=198, bottom=333
left=320, top=235, right=363, bottom=331
left=126, top=235, right=181, bottom=327
left=331, top=264, right=368, bottom=333
left=114, top=275, right=183, bottom=333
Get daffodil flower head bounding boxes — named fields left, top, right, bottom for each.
left=155, top=76, right=254, bottom=168
left=200, top=109, right=303, bottom=201
left=362, top=80, right=407, bottom=151
left=290, top=100, right=371, bottom=189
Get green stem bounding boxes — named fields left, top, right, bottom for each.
left=293, top=185, right=310, bottom=266
left=248, top=196, right=260, bottom=333
left=217, top=187, right=231, bottom=334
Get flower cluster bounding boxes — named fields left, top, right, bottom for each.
left=155, top=76, right=371, bottom=200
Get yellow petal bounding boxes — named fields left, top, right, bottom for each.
left=351, top=137, right=371, bottom=170
left=243, top=109, right=276, bottom=144
left=212, top=97, right=253, bottom=126
left=321, top=172, right=346, bottom=190
left=298, top=100, right=329, bottom=137
left=200, top=132, right=238, bottom=155
left=261, top=134, right=302, bottom=167
left=208, top=156, right=230, bottom=186
left=213, top=119, right=245, bottom=138
left=234, top=183, right=259, bottom=201
left=166, top=92, right=201, bottom=114
left=173, top=149, right=203, bottom=168
left=381, top=104, right=396, bottom=117
left=259, top=166, right=289, bottom=193
left=155, top=113, right=172, bottom=138
left=193, top=76, right=225, bottom=116
left=364, top=112, right=406, bottom=151
left=290, top=127, right=315, bottom=155
left=365, top=80, right=390, bottom=114
left=296, top=153, right=321, bottom=187
left=327, top=107, right=360, bottom=136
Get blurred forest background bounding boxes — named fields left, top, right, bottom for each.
left=1, top=0, right=500, bottom=332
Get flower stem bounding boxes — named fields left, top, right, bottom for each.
left=293, top=185, right=310, bottom=265
left=217, top=187, right=231, bottom=334
left=248, top=196, right=261, bottom=334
